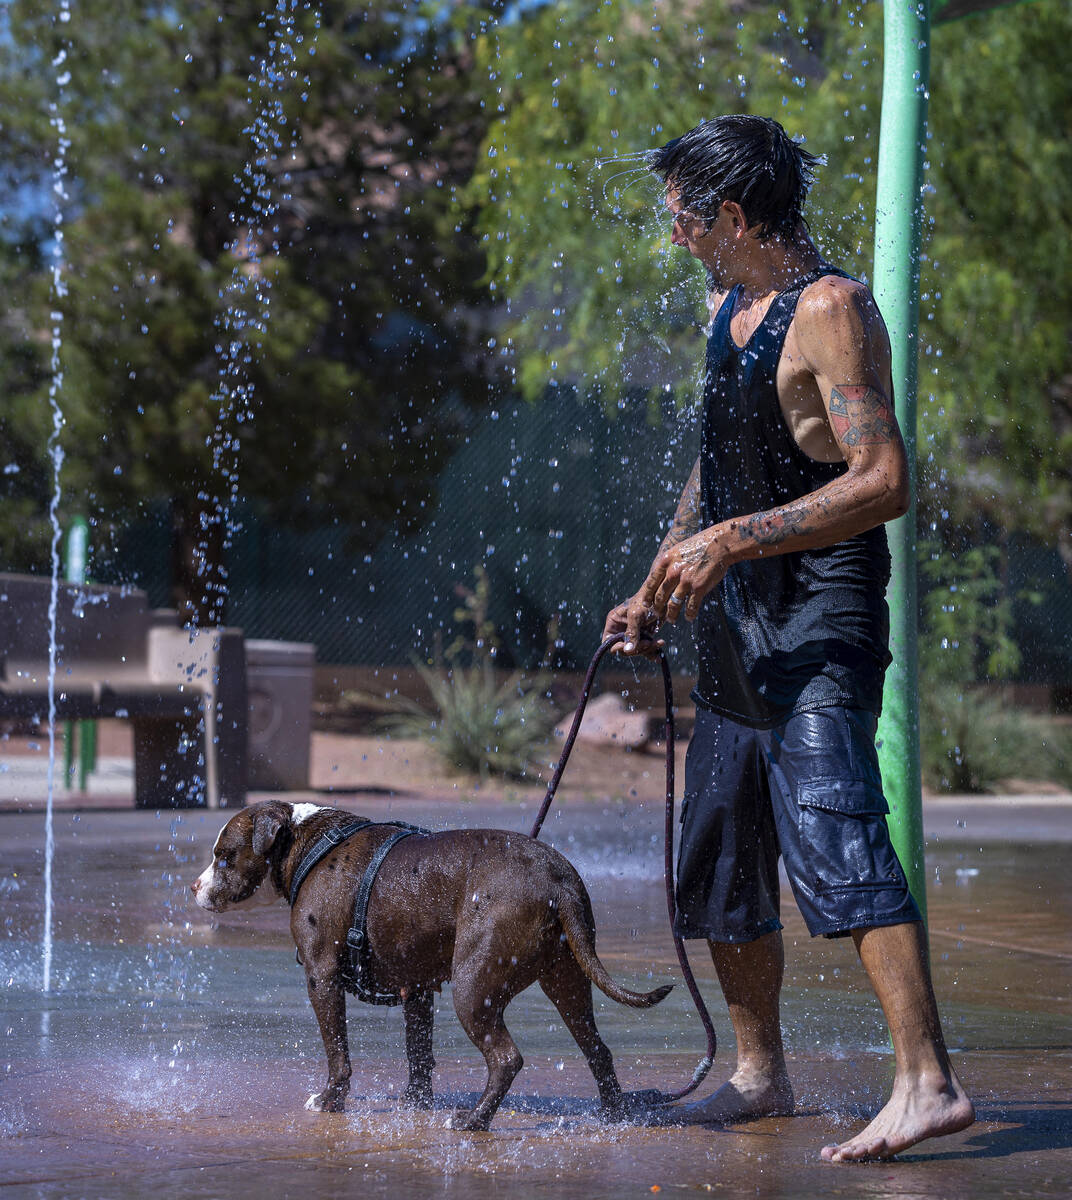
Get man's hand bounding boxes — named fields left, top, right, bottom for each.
left=602, top=594, right=665, bottom=658
left=641, top=526, right=733, bottom=624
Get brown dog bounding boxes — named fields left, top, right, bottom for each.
left=191, top=800, right=671, bottom=1130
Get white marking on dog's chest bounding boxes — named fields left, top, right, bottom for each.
left=292, top=803, right=329, bottom=825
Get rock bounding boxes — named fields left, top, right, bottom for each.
left=555, top=692, right=650, bottom=750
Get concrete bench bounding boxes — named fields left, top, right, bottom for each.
left=0, top=572, right=247, bottom=808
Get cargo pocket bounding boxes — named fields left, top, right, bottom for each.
left=796, top=779, right=900, bottom=894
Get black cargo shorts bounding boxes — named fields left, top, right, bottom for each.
left=675, top=706, right=921, bottom=942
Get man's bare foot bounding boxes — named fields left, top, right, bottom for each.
left=821, top=1069, right=974, bottom=1162
left=672, top=1068, right=794, bottom=1126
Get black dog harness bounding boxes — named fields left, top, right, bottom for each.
left=288, top=818, right=428, bottom=1006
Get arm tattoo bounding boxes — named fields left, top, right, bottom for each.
left=736, top=506, right=813, bottom=547
left=735, top=488, right=838, bottom=548
left=659, top=458, right=702, bottom=552
left=828, top=384, right=897, bottom=446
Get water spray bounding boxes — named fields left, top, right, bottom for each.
left=42, top=0, right=74, bottom=996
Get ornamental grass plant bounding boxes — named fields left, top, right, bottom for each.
left=343, top=567, right=558, bottom=781
left=378, top=658, right=556, bottom=781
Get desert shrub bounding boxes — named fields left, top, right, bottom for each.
left=920, top=684, right=1072, bottom=793
left=379, top=659, right=556, bottom=780
left=345, top=566, right=558, bottom=779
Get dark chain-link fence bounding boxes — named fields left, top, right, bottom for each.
left=97, top=387, right=1071, bottom=691
left=106, top=389, right=702, bottom=672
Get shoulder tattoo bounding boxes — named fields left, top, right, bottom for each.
left=828, top=385, right=897, bottom=446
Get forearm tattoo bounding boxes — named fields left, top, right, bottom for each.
left=660, top=458, right=702, bottom=552
left=828, top=384, right=897, bottom=446
left=736, top=505, right=813, bottom=547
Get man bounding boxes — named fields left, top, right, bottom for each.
left=602, top=115, right=973, bottom=1161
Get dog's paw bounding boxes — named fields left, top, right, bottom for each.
left=447, top=1106, right=491, bottom=1133
left=401, top=1083, right=434, bottom=1111
left=305, top=1089, right=347, bottom=1113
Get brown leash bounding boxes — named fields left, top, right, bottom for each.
left=529, top=633, right=716, bottom=1103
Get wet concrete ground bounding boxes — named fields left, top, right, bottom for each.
left=3, top=791, right=1071, bottom=1198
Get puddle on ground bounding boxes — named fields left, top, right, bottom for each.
left=3, top=800, right=1071, bottom=1197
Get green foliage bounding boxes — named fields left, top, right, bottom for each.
left=920, top=684, right=1072, bottom=794
left=916, top=541, right=1071, bottom=791
left=467, top=1, right=714, bottom=399
left=920, top=3, right=1072, bottom=563
left=919, top=541, right=1024, bottom=686
left=444, top=564, right=502, bottom=665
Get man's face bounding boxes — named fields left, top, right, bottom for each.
left=665, top=187, right=734, bottom=283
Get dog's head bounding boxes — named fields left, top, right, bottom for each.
left=191, top=800, right=292, bottom=912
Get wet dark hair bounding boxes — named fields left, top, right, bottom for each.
left=647, top=115, right=821, bottom=242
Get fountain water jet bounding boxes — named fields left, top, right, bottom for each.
left=200, top=0, right=316, bottom=633
left=42, top=0, right=74, bottom=996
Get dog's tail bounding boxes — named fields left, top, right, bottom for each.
left=559, top=896, right=673, bottom=1009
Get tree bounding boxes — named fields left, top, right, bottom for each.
left=0, top=1, right=503, bottom=621
left=922, top=5, right=1072, bottom=575
left=465, top=0, right=736, bottom=401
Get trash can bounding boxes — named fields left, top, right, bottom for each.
left=245, top=639, right=315, bottom=791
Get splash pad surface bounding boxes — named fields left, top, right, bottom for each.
left=3, top=786, right=1071, bottom=1198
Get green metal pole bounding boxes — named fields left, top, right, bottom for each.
left=63, top=718, right=75, bottom=788
left=63, top=516, right=95, bottom=793
left=78, top=719, right=97, bottom=791
left=873, top=0, right=931, bottom=919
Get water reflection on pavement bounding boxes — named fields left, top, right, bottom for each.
left=2, top=795, right=1071, bottom=1198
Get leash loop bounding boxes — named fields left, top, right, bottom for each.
left=530, top=633, right=717, bottom=1103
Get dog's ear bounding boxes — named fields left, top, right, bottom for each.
left=251, top=811, right=284, bottom=858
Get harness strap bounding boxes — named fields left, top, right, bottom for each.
left=288, top=816, right=429, bottom=1006
left=345, top=826, right=425, bottom=1005
left=288, top=818, right=374, bottom=906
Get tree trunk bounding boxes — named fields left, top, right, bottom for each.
left=169, top=494, right=228, bottom=628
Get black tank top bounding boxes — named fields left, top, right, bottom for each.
left=693, top=267, right=892, bottom=727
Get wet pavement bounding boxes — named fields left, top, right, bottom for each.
left=3, top=790, right=1071, bottom=1198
